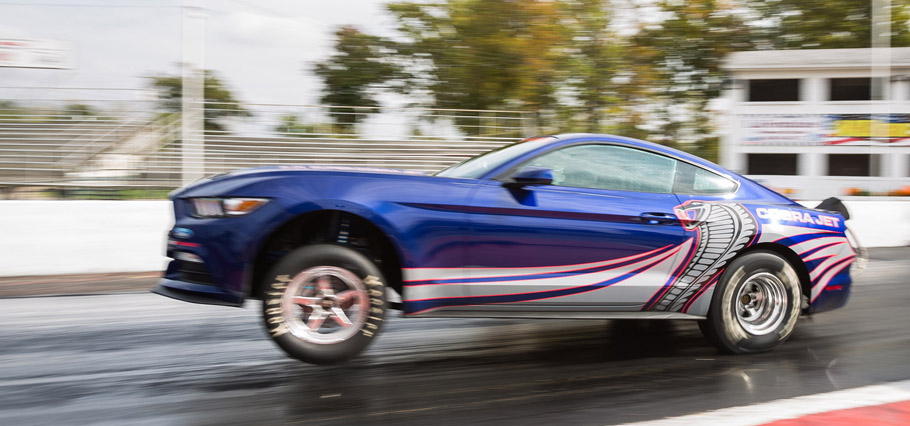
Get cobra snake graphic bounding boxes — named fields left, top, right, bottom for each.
left=650, top=201, right=757, bottom=312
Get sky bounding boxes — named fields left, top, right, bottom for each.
left=0, top=0, right=668, bottom=139
left=0, top=0, right=395, bottom=105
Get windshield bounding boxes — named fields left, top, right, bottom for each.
left=434, top=137, right=554, bottom=179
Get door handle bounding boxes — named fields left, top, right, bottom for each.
left=640, top=212, right=678, bottom=225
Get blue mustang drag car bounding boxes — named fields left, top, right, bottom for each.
left=154, top=134, right=857, bottom=364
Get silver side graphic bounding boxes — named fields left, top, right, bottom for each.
left=651, top=202, right=757, bottom=312
left=411, top=309, right=706, bottom=320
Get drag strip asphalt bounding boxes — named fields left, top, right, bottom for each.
left=0, top=250, right=907, bottom=425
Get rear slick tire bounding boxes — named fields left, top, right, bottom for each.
left=262, top=244, right=388, bottom=364
left=699, top=250, right=801, bottom=354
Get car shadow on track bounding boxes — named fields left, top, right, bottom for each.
left=180, top=318, right=843, bottom=425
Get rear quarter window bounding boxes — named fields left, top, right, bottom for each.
left=675, top=162, right=737, bottom=195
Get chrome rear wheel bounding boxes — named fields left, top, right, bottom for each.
left=734, top=272, right=787, bottom=336
left=699, top=250, right=801, bottom=354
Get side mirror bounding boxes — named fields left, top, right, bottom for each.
left=505, top=167, right=553, bottom=188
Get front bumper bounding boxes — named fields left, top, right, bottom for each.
left=153, top=279, right=244, bottom=307
left=154, top=199, right=293, bottom=307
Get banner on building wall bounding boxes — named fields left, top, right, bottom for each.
left=740, top=114, right=910, bottom=146
left=741, top=115, right=826, bottom=145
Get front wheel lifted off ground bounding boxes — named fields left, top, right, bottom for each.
left=262, top=244, right=388, bottom=364
left=699, top=250, right=801, bottom=354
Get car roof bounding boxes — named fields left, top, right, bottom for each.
left=500, top=133, right=793, bottom=204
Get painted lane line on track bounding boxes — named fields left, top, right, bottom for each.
left=621, top=379, right=910, bottom=426
left=761, top=400, right=910, bottom=425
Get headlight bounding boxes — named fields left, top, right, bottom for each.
left=189, top=198, right=269, bottom=218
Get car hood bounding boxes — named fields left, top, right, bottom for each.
left=173, top=165, right=432, bottom=198
left=215, top=165, right=427, bottom=180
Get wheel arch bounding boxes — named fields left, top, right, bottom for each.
left=248, top=208, right=407, bottom=299
left=732, top=242, right=812, bottom=313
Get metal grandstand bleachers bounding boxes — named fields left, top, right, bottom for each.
left=0, top=91, right=535, bottom=198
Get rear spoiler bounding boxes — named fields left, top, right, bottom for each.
left=815, top=197, right=850, bottom=220
left=815, top=197, right=866, bottom=276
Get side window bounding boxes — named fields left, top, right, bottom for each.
left=525, top=144, right=677, bottom=193
left=675, top=162, right=736, bottom=194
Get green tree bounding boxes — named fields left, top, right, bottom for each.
left=555, top=0, right=617, bottom=133
left=386, top=0, right=569, bottom=134
left=149, top=69, right=251, bottom=131
left=313, top=26, right=403, bottom=133
left=624, top=0, right=752, bottom=159
left=62, top=103, right=96, bottom=117
left=274, top=114, right=331, bottom=137
left=388, top=0, right=567, bottom=110
left=626, top=0, right=910, bottom=161
left=0, top=101, right=19, bottom=121
left=314, top=0, right=910, bottom=159
left=749, top=0, right=910, bottom=49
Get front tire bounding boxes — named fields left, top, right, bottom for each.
left=699, top=250, right=801, bottom=354
left=262, top=244, right=388, bottom=364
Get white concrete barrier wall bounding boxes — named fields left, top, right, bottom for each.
left=0, top=199, right=906, bottom=277
left=0, top=201, right=174, bottom=277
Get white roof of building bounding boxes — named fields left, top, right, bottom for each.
left=723, top=47, right=910, bottom=71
